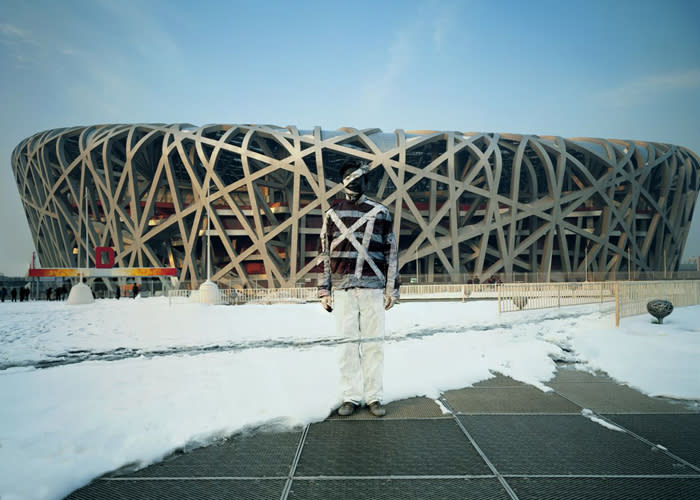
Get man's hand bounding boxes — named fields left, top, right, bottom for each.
left=321, top=295, right=333, bottom=312
left=384, top=295, right=396, bottom=311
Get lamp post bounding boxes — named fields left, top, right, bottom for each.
left=628, top=247, right=631, bottom=281
left=415, top=246, right=419, bottom=283
left=664, top=248, right=667, bottom=280
left=198, top=178, right=219, bottom=304
left=206, top=182, right=212, bottom=282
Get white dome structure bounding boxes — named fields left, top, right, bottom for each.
left=66, top=282, right=95, bottom=305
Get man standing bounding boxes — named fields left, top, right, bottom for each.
left=318, top=159, right=400, bottom=417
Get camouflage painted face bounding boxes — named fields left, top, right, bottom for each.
left=343, top=165, right=369, bottom=196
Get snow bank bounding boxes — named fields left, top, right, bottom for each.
left=0, top=299, right=697, bottom=500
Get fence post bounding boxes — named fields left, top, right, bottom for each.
left=497, top=285, right=502, bottom=314
left=615, top=282, right=620, bottom=327
left=557, top=284, right=561, bottom=308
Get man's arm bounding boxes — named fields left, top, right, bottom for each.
left=318, top=210, right=333, bottom=304
left=383, top=211, right=400, bottom=305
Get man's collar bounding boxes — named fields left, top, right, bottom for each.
left=344, top=193, right=368, bottom=204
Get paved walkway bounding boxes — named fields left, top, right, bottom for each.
left=65, top=367, right=700, bottom=499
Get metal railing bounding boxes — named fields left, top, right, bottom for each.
left=168, top=287, right=319, bottom=305
left=495, top=280, right=700, bottom=326
left=497, top=282, right=616, bottom=313
left=399, top=283, right=500, bottom=300
left=167, top=280, right=700, bottom=327
left=167, top=289, right=193, bottom=305
left=221, top=287, right=319, bottom=305
left=168, top=284, right=502, bottom=305
left=614, top=280, right=700, bottom=326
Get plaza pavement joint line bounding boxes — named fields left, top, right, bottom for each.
left=280, top=423, right=309, bottom=500
left=548, top=386, right=700, bottom=474
left=438, top=394, right=520, bottom=500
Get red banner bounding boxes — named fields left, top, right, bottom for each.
left=28, top=267, right=177, bottom=278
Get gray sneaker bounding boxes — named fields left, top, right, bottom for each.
left=368, top=401, right=386, bottom=417
left=338, top=401, right=357, bottom=416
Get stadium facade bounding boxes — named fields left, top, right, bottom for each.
left=11, top=124, right=700, bottom=289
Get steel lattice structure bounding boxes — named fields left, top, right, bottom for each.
left=12, top=124, right=700, bottom=288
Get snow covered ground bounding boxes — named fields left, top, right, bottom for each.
left=0, top=297, right=698, bottom=500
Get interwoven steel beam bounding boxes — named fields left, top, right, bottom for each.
left=11, top=124, right=700, bottom=288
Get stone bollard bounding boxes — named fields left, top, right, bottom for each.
left=646, top=299, right=673, bottom=324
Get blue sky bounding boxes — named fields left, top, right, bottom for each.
left=1, top=0, right=699, bottom=275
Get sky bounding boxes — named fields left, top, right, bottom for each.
left=1, top=0, right=699, bottom=275
left=1, top=298, right=699, bottom=499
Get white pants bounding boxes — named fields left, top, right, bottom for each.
left=334, top=288, right=385, bottom=405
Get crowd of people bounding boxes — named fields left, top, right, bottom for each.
left=466, top=275, right=502, bottom=285
left=0, top=282, right=140, bottom=302
left=0, top=287, right=29, bottom=302
left=0, top=285, right=69, bottom=302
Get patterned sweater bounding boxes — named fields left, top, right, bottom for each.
left=318, top=195, right=400, bottom=298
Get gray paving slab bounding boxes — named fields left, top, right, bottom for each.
left=548, top=367, right=615, bottom=384
left=444, top=385, right=581, bottom=414
left=507, top=477, right=700, bottom=500
left=119, top=428, right=302, bottom=478
left=61, top=366, right=700, bottom=500
left=288, top=478, right=511, bottom=500
left=295, top=419, right=491, bottom=477
left=472, top=373, right=529, bottom=388
left=603, top=414, right=700, bottom=468
left=64, top=478, right=287, bottom=500
left=547, top=369, right=694, bottom=413
left=459, top=414, right=698, bottom=476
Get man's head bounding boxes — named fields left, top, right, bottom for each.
left=340, top=159, right=369, bottom=200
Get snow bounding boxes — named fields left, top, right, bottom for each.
left=434, top=398, right=451, bottom=415
left=565, top=306, right=700, bottom=400
left=580, top=408, right=625, bottom=432
left=0, top=298, right=698, bottom=500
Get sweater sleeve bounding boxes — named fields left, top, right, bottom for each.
left=317, top=210, right=332, bottom=297
left=383, top=211, right=400, bottom=298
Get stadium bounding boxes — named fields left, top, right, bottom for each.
left=11, top=124, right=700, bottom=290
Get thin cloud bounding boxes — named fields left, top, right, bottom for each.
left=0, top=23, right=31, bottom=40
left=601, top=68, right=700, bottom=106
left=362, top=3, right=461, bottom=111
left=360, top=29, right=413, bottom=111
left=431, top=7, right=457, bottom=52
left=642, top=69, right=700, bottom=90
left=0, top=21, right=69, bottom=68
left=93, top=0, right=181, bottom=62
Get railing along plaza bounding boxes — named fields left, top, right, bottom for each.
left=168, top=280, right=700, bottom=326
left=168, top=284, right=501, bottom=306
left=614, top=280, right=700, bottom=325
left=497, top=280, right=700, bottom=326
left=498, top=282, right=616, bottom=313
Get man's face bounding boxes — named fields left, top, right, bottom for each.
left=344, top=175, right=366, bottom=196
left=343, top=165, right=369, bottom=197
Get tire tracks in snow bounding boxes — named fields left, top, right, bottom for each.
left=0, top=306, right=611, bottom=371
